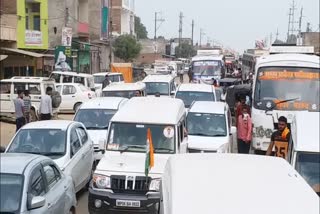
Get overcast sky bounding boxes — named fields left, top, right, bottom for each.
left=135, top=0, right=320, bottom=52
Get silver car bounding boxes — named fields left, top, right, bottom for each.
left=0, top=153, right=76, bottom=214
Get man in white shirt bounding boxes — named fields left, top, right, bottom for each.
left=14, top=90, right=26, bottom=131
left=39, top=87, right=53, bottom=120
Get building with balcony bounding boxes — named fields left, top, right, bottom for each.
left=111, top=0, right=135, bottom=36
left=0, top=0, right=52, bottom=79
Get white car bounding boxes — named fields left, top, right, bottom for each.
left=73, top=97, right=128, bottom=161
left=0, top=153, right=77, bottom=214
left=175, top=83, right=217, bottom=109
left=50, top=71, right=96, bottom=92
left=56, top=83, right=96, bottom=112
left=5, top=120, right=94, bottom=193
left=187, top=101, right=236, bottom=153
left=143, top=74, right=178, bottom=97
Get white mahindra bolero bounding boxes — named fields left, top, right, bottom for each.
left=88, top=97, right=187, bottom=213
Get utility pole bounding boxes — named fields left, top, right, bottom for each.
left=306, top=22, right=311, bottom=32
left=154, top=12, right=165, bottom=40
left=298, top=7, right=303, bottom=35
left=178, top=12, right=183, bottom=47
left=276, top=28, right=279, bottom=40
left=191, top=19, right=194, bottom=46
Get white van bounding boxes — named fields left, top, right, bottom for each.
left=73, top=97, right=128, bottom=161
left=175, top=83, right=217, bottom=109
left=160, top=154, right=320, bottom=214
left=49, top=71, right=95, bottom=91
left=0, top=76, right=61, bottom=116
left=187, top=101, right=236, bottom=153
left=88, top=97, right=187, bottom=213
left=102, top=82, right=146, bottom=99
left=290, top=111, right=320, bottom=196
left=143, top=74, right=177, bottom=97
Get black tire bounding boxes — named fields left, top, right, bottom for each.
left=73, top=102, right=82, bottom=112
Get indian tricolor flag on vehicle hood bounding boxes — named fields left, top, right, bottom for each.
left=145, top=128, right=155, bottom=177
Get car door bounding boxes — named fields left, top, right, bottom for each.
left=61, top=85, right=77, bottom=111
left=41, top=162, right=66, bottom=214
left=28, top=165, right=49, bottom=214
left=0, top=82, right=13, bottom=113
left=67, top=125, right=85, bottom=192
left=76, top=125, right=94, bottom=181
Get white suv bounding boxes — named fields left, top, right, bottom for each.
left=0, top=76, right=61, bottom=116
left=187, top=101, right=237, bottom=153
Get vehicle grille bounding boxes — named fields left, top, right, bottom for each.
left=111, top=175, right=151, bottom=194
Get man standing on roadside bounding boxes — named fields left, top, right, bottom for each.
left=39, top=87, right=53, bottom=120
left=14, top=90, right=26, bottom=132
left=23, top=90, right=31, bottom=123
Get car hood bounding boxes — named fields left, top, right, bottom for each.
left=87, top=130, right=108, bottom=146
left=96, top=151, right=171, bottom=176
left=188, top=135, right=229, bottom=151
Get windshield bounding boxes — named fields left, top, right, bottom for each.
left=94, top=76, right=105, bottom=84
left=295, top=152, right=320, bottom=193
left=7, top=129, right=66, bottom=158
left=192, top=60, right=222, bottom=76
left=103, top=90, right=139, bottom=99
left=107, top=123, right=175, bottom=154
left=254, top=67, right=320, bottom=111
left=74, top=109, right=116, bottom=129
left=145, top=82, right=169, bottom=95
left=187, top=113, right=227, bottom=137
left=176, top=91, right=215, bottom=108
left=0, top=174, right=23, bottom=213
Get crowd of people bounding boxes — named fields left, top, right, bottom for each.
left=14, top=87, right=53, bottom=132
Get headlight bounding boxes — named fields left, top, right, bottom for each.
left=149, top=179, right=161, bottom=191
left=93, top=174, right=111, bottom=189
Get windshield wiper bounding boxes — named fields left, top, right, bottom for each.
left=86, top=126, right=109, bottom=130
left=266, top=97, right=300, bottom=112
left=189, top=133, right=211, bottom=137
left=119, top=145, right=146, bottom=153
left=209, top=134, right=227, bottom=137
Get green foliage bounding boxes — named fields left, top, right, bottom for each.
left=175, top=43, right=196, bottom=58
left=135, top=16, right=148, bottom=40
left=113, top=35, right=142, bottom=62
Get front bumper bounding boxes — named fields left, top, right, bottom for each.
left=88, top=187, right=160, bottom=214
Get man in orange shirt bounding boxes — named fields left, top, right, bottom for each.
left=266, top=116, right=291, bottom=160
left=237, top=106, right=252, bottom=154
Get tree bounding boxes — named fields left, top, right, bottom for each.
left=113, top=35, right=142, bottom=62
left=175, top=43, right=196, bottom=58
left=135, top=16, right=148, bottom=40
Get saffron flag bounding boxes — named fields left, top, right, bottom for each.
left=145, top=128, right=155, bottom=177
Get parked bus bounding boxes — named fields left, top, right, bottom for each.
left=251, top=51, right=319, bottom=154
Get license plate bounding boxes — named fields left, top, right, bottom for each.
left=116, top=200, right=141, bottom=208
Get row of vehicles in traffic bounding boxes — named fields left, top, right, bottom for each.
left=0, top=46, right=319, bottom=213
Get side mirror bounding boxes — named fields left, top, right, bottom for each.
left=99, top=139, right=106, bottom=154
left=29, top=196, right=46, bottom=210
left=220, top=94, right=226, bottom=102
left=0, top=146, right=6, bottom=153
left=170, top=90, right=176, bottom=96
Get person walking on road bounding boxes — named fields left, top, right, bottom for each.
left=14, top=90, right=26, bottom=132
left=235, top=95, right=251, bottom=125
left=39, top=87, right=53, bottom=120
left=237, top=106, right=252, bottom=154
left=23, top=90, right=31, bottom=123
left=266, top=116, right=291, bottom=160
left=102, top=75, right=110, bottom=89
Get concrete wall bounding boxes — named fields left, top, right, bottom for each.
left=302, top=32, right=320, bottom=54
